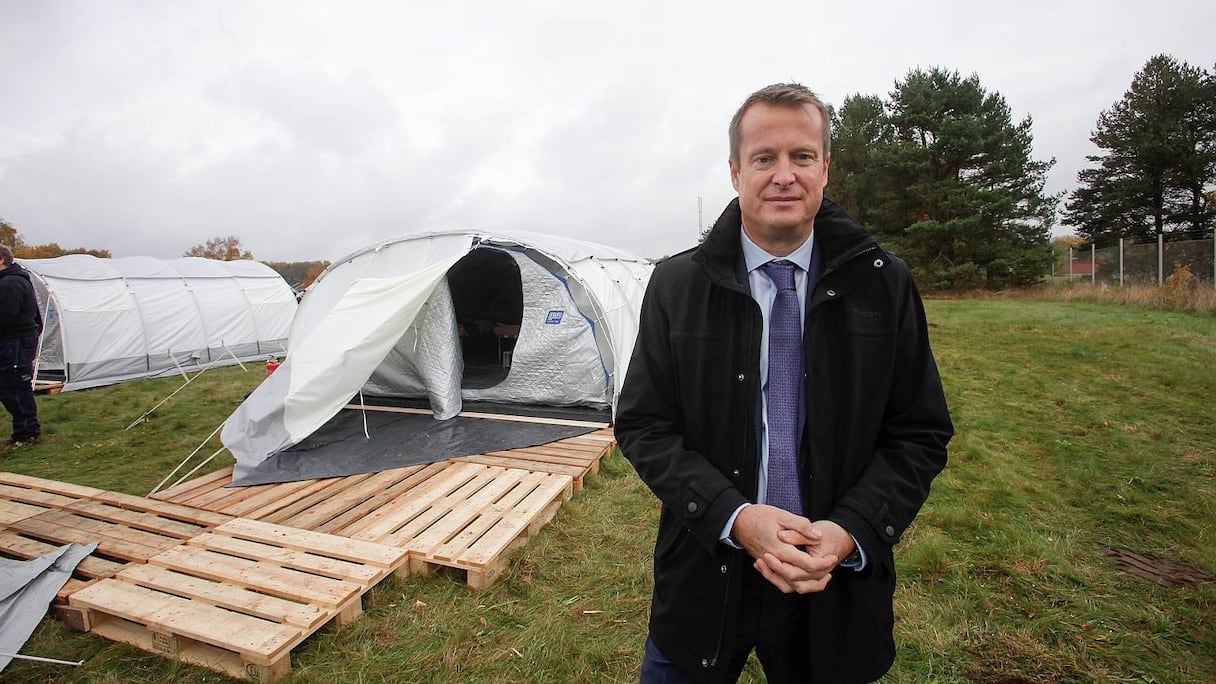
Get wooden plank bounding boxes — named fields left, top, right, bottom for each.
left=34, top=380, right=64, bottom=394
left=89, top=490, right=233, bottom=527
left=456, top=454, right=588, bottom=483
left=69, top=579, right=301, bottom=662
left=348, top=462, right=481, bottom=542
left=187, top=533, right=384, bottom=585
left=83, top=614, right=292, bottom=682
left=64, top=500, right=209, bottom=539
left=149, top=545, right=361, bottom=608
left=0, top=482, right=81, bottom=509
left=271, top=471, right=402, bottom=528
left=0, top=529, right=125, bottom=579
left=234, top=474, right=374, bottom=526
left=485, top=448, right=591, bottom=467
left=116, top=564, right=328, bottom=630
left=224, top=477, right=365, bottom=520
left=9, top=512, right=179, bottom=562
left=149, top=466, right=234, bottom=504
left=428, top=471, right=548, bottom=564
left=509, top=443, right=603, bottom=458
left=183, top=476, right=322, bottom=511
left=0, top=498, right=46, bottom=525
left=459, top=475, right=574, bottom=568
left=407, top=469, right=527, bottom=553
left=0, top=472, right=105, bottom=498
left=306, top=465, right=434, bottom=533
left=214, top=518, right=407, bottom=570
left=326, top=462, right=451, bottom=537
left=562, top=432, right=616, bottom=445
left=375, top=466, right=510, bottom=549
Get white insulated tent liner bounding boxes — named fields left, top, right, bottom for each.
left=22, top=255, right=297, bottom=391
left=222, top=229, right=652, bottom=485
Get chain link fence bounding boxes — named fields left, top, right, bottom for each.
left=1054, top=235, right=1216, bottom=289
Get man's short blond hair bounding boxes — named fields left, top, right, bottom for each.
left=729, top=83, right=832, bottom=165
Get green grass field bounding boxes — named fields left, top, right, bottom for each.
left=3, top=298, right=1213, bottom=683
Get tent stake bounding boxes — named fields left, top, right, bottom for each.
left=0, top=652, right=84, bottom=666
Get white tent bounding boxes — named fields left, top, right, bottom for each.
left=221, top=229, right=652, bottom=482
left=21, top=255, right=297, bottom=391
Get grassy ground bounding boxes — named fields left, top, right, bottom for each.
left=3, top=298, right=1214, bottom=683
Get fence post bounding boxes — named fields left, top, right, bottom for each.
left=1069, top=246, right=1074, bottom=278
left=1119, top=238, right=1125, bottom=287
left=1158, top=232, right=1164, bottom=286
left=1091, top=243, right=1096, bottom=284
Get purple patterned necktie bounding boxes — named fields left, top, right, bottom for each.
left=760, top=259, right=804, bottom=514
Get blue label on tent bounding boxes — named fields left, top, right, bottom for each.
left=545, top=309, right=564, bottom=325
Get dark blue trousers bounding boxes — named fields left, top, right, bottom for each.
left=640, top=565, right=810, bottom=683
left=0, top=335, right=41, bottom=442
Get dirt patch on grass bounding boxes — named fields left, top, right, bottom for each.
left=1100, top=547, right=1215, bottom=587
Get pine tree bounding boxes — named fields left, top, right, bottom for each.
left=829, top=68, right=1058, bottom=289
left=1063, top=55, right=1216, bottom=242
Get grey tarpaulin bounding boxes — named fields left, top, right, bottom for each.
left=0, top=541, right=98, bottom=672
left=231, top=405, right=604, bottom=487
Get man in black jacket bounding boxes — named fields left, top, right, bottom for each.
left=0, top=245, right=42, bottom=446
left=615, top=83, right=952, bottom=683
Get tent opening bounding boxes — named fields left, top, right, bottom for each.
left=447, top=248, right=522, bottom=389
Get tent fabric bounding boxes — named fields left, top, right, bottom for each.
left=0, top=541, right=98, bottom=673
left=19, top=255, right=297, bottom=391
left=222, top=229, right=652, bottom=484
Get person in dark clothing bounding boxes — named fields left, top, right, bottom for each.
left=0, top=245, right=42, bottom=445
left=615, top=83, right=953, bottom=683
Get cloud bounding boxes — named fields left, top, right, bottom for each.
left=1, top=0, right=1214, bottom=260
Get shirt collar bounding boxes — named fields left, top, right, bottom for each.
left=741, top=229, right=815, bottom=274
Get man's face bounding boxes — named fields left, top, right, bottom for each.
left=729, top=102, right=830, bottom=253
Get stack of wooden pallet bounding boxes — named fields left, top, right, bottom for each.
left=0, top=472, right=409, bottom=681
left=0, top=426, right=618, bottom=681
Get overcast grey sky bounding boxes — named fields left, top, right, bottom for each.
left=1, top=1, right=1212, bottom=263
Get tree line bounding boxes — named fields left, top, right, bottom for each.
left=0, top=224, right=328, bottom=290
left=826, top=54, right=1214, bottom=290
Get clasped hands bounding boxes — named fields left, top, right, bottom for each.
left=731, top=504, right=856, bottom=594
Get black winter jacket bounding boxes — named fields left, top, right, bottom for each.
left=0, top=263, right=43, bottom=340
left=615, top=198, right=952, bottom=683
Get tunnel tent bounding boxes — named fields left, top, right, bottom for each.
left=21, top=254, right=297, bottom=391
left=220, top=229, right=653, bottom=486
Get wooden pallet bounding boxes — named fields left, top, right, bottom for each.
left=0, top=472, right=232, bottom=609
left=0, top=427, right=617, bottom=679
left=454, top=428, right=615, bottom=491
left=344, top=462, right=574, bottom=588
left=67, top=518, right=408, bottom=682
left=152, top=428, right=616, bottom=588
left=34, top=379, right=64, bottom=394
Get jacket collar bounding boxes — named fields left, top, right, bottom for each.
left=694, top=197, right=877, bottom=286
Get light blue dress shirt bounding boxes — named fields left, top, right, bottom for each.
left=719, top=229, right=866, bottom=570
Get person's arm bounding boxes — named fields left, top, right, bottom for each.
left=615, top=266, right=749, bottom=551
left=825, top=263, right=953, bottom=567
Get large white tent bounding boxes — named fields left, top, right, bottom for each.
left=22, top=255, right=297, bottom=391
left=221, top=229, right=652, bottom=483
